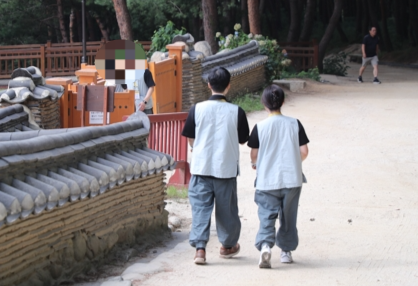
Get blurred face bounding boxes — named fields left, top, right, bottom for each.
left=369, top=27, right=377, bottom=37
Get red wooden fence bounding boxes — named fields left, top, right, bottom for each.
left=0, top=40, right=151, bottom=79
left=148, top=112, right=191, bottom=187
left=278, top=40, right=319, bottom=71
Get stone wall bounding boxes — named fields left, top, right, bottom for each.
left=181, top=41, right=268, bottom=111
left=0, top=174, right=167, bottom=286
left=0, top=107, right=174, bottom=285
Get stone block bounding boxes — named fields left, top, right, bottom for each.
left=273, top=79, right=306, bottom=92
left=101, top=281, right=132, bottom=286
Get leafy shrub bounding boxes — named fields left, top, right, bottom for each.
left=147, top=21, right=186, bottom=55
left=323, top=52, right=350, bottom=76
left=280, top=67, right=321, bottom=82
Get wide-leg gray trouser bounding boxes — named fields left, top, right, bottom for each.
left=254, top=187, right=302, bottom=251
left=188, top=175, right=241, bottom=249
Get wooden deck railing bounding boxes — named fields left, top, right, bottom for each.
left=278, top=40, right=319, bottom=71
left=0, top=40, right=151, bottom=79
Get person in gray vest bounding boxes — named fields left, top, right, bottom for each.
left=132, top=69, right=155, bottom=114
left=182, top=67, right=250, bottom=264
left=247, top=84, right=309, bottom=269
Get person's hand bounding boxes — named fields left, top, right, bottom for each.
left=251, top=162, right=256, bottom=170
left=138, top=102, right=146, bottom=111
left=362, top=53, right=366, bottom=59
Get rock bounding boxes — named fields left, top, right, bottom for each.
left=108, top=277, right=125, bottom=283
left=194, top=41, right=212, bottom=57
left=116, top=248, right=139, bottom=262
left=182, top=52, right=190, bottom=60
left=168, top=224, right=175, bottom=232
left=107, top=232, right=119, bottom=249
left=87, top=235, right=101, bottom=257
left=216, top=48, right=231, bottom=55
left=150, top=52, right=164, bottom=63
left=173, top=33, right=195, bottom=50
left=168, top=216, right=181, bottom=228
left=188, top=50, right=204, bottom=60
left=174, top=42, right=190, bottom=53
left=73, top=232, right=87, bottom=262
left=49, top=263, right=63, bottom=279
left=273, top=79, right=306, bottom=92
left=101, top=281, right=132, bottom=286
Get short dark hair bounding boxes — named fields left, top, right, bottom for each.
left=208, top=67, right=231, bottom=93
left=261, top=84, right=285, bottom=111
left=369, top=26, right=377, bottom=31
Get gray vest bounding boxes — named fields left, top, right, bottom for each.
left=191, top=100, right=240, bottom=178
left=255, top=115, right=303, bottom=190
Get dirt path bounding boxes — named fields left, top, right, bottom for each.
left=79, top=63, right=418, bottom=286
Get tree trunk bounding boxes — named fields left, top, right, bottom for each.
left=259, top=0, right=266, bottom=15
left=86, top=11, right=96, bottom=41
left=366, top=0, right=384, bottom=50
left=75, top=8, right=82, bottom=42
left=222, top=3, right=232, bottom=35
left=241, top=0, right=250, bottom=33
left=57, top=0, right=68, bottom=43
left=355, top=0, right=362, bottom=35
left=300, top=0, right=316, bottom=42
left=202, top=0, right=218, bottom=54
left=112, top=0, right=133, bottom=41
left=361, top=0, right=369, bottom=36
left=409, top=0, right=418, bottom=46
left=318, top=0, right=343, bottom=71
left=69, top=8, right=75, bottom=43
left=379, top=0, right=393, bottom=51
left=94, top=14, right=109, bottom=41
left=248, top=0, right=262, bottom=34
left=287, top=0, right=303, bottom=42
left=336, top=22, right=349, bottom=43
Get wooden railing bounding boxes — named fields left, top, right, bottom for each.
left=0, top=40, right=151, bottom=79
left=278, top=40, right=319, bottom=71
left=148, top=112, right=191, bottom=187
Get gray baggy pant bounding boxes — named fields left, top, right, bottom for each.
left=188, top=175, right=241, bottom=249
left=254, top=187, right=302, bottom=251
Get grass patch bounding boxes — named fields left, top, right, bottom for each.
left=232, top=93, right=264, bottom=113
left=166, top=186, right=188, bottom=199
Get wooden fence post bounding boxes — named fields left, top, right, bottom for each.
left=40, top=45, right=45, bottom=76
left=312, top=39, right=319, bottom=68
left=166, top=43, right=185, bottom=112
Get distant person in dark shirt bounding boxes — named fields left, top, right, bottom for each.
left=358, top=26, right=381, bottom=84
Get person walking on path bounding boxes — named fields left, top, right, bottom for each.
left=181, top=67, right=250, bottom=265
left=247, top=84, right=309, bottom=269
left=358, top=26, right=381, bottom=84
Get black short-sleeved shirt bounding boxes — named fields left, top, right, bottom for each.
left=363, top=34, right=379, bottom=58
left=181, top=95, right=250, bottom=144
left=247, top=119, right=309, bottom=148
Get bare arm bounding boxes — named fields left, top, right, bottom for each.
left=362, top=44, right=366, bottom=58
left=250, top=148, right=258, bottom=170
left=300, top=144, right=309, bottom=161
left=188, top=138, right=195, bottom=148
left=138, top=86, right=155, bottom=111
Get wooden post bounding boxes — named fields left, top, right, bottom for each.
left=312, top=39, right=319, bottom=68
left=166, top=43, right=185, bottom=112
left=103, top=86, right=108, bottom=126
left=81, top=85, right=86, bottom=127
left=46, top=41, right=52, bottom=77
left=40, top=45, right=45, bottom=77
left=45, top=78, right=72, bottom=128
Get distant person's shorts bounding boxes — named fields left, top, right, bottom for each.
left=362, top=56, right=379, bottom=67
